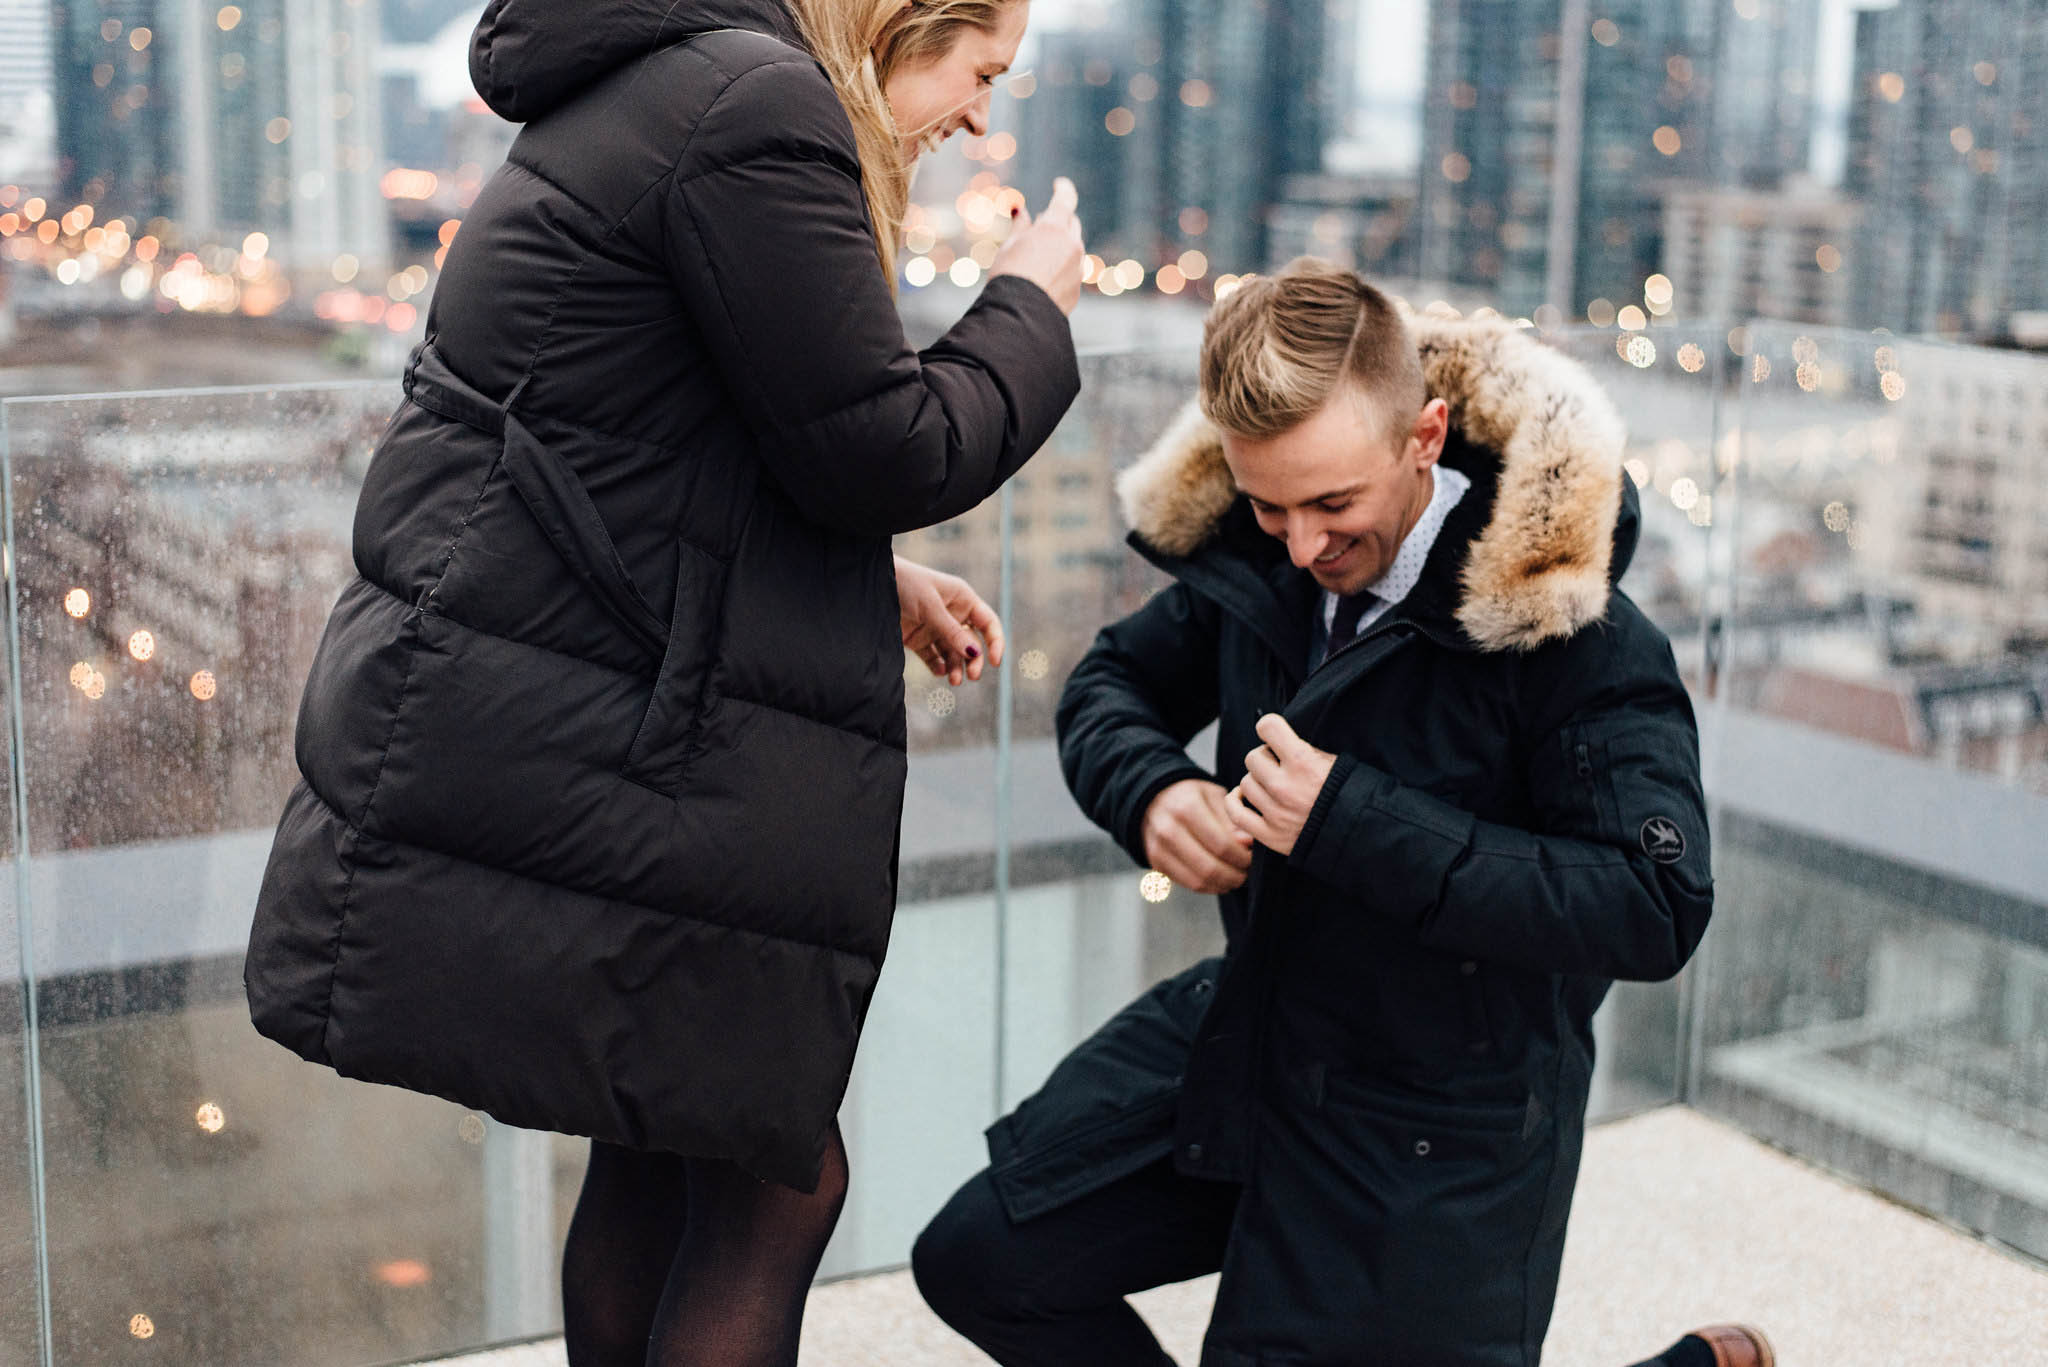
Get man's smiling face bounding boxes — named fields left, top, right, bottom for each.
left=1220, top=386, right=1450, bottom=596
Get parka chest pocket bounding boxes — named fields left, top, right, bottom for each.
left=621, top=537, right=731, bottom=797
left=1558, top=718, right=1710, bottom=893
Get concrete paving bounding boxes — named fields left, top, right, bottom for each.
left=425, top=1106, right=2048, bottom=1367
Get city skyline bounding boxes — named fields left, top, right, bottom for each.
left=2, top=0, right=2043, bottom=372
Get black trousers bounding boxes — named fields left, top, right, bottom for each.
left=914, top=1155, right=1239, bottom=1366
left=915, top=1156, right=1688, bottom=1367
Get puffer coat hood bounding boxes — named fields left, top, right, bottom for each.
left=248, top=0, right=1078, bottom=1190
left=469, top=0, right=804, bottom=123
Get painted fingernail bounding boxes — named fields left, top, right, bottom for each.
left=966, top=646, right=981, bottom=659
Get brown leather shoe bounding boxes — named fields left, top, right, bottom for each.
left=1686, top=1324, right=1775, bottom=1367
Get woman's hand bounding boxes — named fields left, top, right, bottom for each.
left=989, top=177, right=1086, bottom=315
left=897, top=555, right=1005, bottom=686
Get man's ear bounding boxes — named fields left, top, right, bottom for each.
left=1409, top=397, right=1450, bottom=469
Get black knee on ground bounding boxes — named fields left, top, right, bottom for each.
left=911, top=1169, right=1015, bottom=1327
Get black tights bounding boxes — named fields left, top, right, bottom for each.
left=561, top=1127, right=849, bottom=1367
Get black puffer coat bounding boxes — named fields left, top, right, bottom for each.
left=245, top=0, right=1077, bottom=1189
left=1007, top=316, right=1710, bottom=1364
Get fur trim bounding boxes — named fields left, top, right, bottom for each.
left=1117, top=315, right=1626, bottom=652
left=1115, top=398, right=1238, bottom=558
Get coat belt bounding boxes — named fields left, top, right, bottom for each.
left=401, top=340, right=670, bottom=662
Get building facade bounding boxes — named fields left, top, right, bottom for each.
left=1008, top=0, right=1335, bottom=281
left=1419, top=0, right=1822, bottom=320
left=0, top=0, right=56, bottom=186
left=1264, top=171, right=1417, bottom=278
left=1660, top=180, right=1859, bottom=327
left=1846, top=0, right=2048, bottom=338
left=53, top=0, right=388, bottom=281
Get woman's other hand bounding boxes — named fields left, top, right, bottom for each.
left=896, top=555, right=1005, bottom=686
left=989, top=177, right=1085, bottom=315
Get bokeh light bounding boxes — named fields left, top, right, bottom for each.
left=374, top=1259, right=433, bottom=1289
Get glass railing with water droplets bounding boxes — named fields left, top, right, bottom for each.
left=1, top=321, right=2043, bottom=1363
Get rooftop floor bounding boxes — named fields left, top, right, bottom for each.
left=433, top=1107, right=2048, bottom=1367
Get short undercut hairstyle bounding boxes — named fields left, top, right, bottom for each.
left=1199, top=257, right=1427, bottom=448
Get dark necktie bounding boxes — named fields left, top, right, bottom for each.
left=1320, top=590, right=1378, bottom=666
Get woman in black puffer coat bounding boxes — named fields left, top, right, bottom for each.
left=242, top=0, right=1082, bottom=1360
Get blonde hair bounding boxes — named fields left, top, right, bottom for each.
left=783, top=0, right=1018, bottom=282
left=1199, top=258, right=1426, bottom=446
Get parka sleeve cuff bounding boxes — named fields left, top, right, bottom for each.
left=1117, top=760, right=1214, bottom=869
left=1290, top=758, right=1477, bottom=929
left=926, top=273, right=1082, bottom=472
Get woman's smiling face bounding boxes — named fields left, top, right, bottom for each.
left=882, top=2, right=1029, bottom=161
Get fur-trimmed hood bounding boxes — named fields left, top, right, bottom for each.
left=1115, top=314, right=1629, bottom=653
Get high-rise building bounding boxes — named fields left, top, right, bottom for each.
left=1845, top=0, right=2048, bottom=338
left=1009, top=30, right=1144, bottom=260
left=54, top=0, right=389, bottom=281
left=1419, top=0, right=1821, bottom=319
left=1007, top=0, right=1335, bottom=281
left=1660, top=179, right=1859, bottom=327
left=0, top=0, right=56, bottom=186
left=1265, top=171, right=1418, bottom=278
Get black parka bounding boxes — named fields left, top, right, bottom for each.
left=998, top=317, right=1711, bottom=1365
left=244, top=0, right=1078, bottom=1190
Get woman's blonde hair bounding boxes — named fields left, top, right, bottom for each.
left=1200, top=257, right=1426, bottom=446
left=783, top=0, right=1018, bottom=282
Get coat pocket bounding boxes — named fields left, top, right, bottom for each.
left=620, top=537, right=730, bottom=796
left=986, top=958, right=1222, bottom=1222
left=1320, top=1073, right=1546, bottom=1163
left=1209, top=1075, right=1557, bottom=1363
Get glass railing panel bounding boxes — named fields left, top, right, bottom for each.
left=1541, top=322, right=1730, bottom=1116
left=995, top=350, right=1227, bottom=1114
left=1692, top=321, right=2048, bottom=1259
left=0, top=376, right=1017, bottom=1317
left=820, top=512, right=1005, bottom=1278
left=3, top=486, right=39, bottom=1366
left=2, top=381, right=559, bottom=1364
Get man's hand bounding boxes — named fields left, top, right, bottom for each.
left=897, top=555, right=1003, bottom=686
left=1225, top=714, right=1337, bottom=857
left=1142, top=778, right=1255, bottom=896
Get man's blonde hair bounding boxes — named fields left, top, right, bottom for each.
left=1199, top=258, right=1426, bottom=447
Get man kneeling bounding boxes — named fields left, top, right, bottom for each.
left=913, top=261, right=1763, bottom=1367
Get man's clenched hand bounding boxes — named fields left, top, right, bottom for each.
left=1142, top=777, right=1255, bottom=895
left=1225, top=714, right=1337, bottom=857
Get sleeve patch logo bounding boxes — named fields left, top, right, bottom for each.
left=1640, top=816, right=1687, bottom=864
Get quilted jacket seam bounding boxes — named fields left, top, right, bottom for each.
left=295, top=778, right=873, bottom=961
